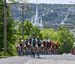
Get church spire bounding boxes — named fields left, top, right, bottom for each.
left=31, top=4, right=43, bottom=28
left=36, top=4, right=38, bottom=17
left=40, top=17, right=43, bottom=28
left=35, top=4, right=39, bottom=24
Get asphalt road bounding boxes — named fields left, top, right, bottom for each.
left=0, top=56, right=31, bottom=64
left=0, top=55, right=75, bottom=64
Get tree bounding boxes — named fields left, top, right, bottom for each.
left=0, top=0, right=4, bottom=51
left=40, top=29, right=55, bottom=40
left=40, top=27, right=74, bottom=53
left=18, top=20, right=41, bottom=39
left=7, top=19, right=17, bottom=56
left=0, top=0, right=17, bottom=56
left=18, top=20, right=33, bottom=39
left=24, top=20, right=33, bottom=37
left=58, top=27, right=74, bottom=53
left=31, top=26, right=41, bottom=38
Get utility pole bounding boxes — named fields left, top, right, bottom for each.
left=16, top=0, right=27, bottom=43
left=4, top=0, right=7, bottom=55
left=21, top=4, right=24, bottom=43
left=21, top=0, right=27, bottom=44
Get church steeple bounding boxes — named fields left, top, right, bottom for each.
left=40, top=17, right=43, bottom=28
left=31, top=4, right=43, bottom=28
left=35, top=4, right=39, bottom=24
left=36, top=4, right=38, bottom=17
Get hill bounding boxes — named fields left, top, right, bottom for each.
left=10, top=3, right=75, bottom=27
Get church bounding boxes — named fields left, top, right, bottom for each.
left=31, top=5, right=43, bottom=28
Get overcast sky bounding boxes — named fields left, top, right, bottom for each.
left=7, top=0, right=75, bottom=4
left=28, top=0, right=75, bottom=4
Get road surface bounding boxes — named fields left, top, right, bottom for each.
left=0, top=55, right=75, bottom=64
left=0, top=56, right=31, bottom=64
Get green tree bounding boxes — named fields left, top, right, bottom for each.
left=18, top=20, right=41, bottom=39
left=40, top=29, right=55, bottom=40
left=40, top=27, right=74, bottom=53
left=0, top=0, right=17, bottom=56
left=7, top=19, right=17, bottom=56
left=0, top=0, right=4, bottom=51
left=18, top=20, right=33, bottom=39
left=24, top=20, right=33, bottom=37
left=31, top=26, right=41, bottom=38
left=58, top=27, right=74, bottom=53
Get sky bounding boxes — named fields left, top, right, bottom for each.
left=7, top=0, right=75, bottom=4
left=28, top=0, right=75, bottom=4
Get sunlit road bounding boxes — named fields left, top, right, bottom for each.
left=0, top=55, right=75, bottom=64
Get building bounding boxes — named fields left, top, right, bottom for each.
left=31, top=4, right=43, bottom=28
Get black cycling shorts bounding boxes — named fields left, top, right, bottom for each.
left=38, top=44, right=41, bottom=47
left=33, top=43, right=36, bottom=47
